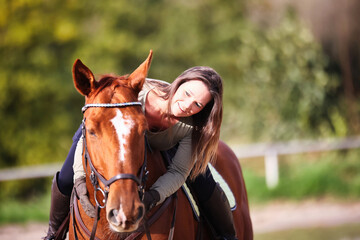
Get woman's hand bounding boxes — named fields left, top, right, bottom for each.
left=74, top=177, right=96, bottom=218
left=143, top=189, right=160, bottom=211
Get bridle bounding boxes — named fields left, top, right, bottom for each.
left=75, top=101, right=150, bottom=240
left=81, top=102, right=148, bottom=207
left=73, top=101, right=177, bottom=240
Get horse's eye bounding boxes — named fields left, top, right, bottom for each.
left=88, top=129, right=97, bottom=137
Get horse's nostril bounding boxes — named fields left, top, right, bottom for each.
left=108, top=209, right=120, bottom=226
left=137, top=205, right=144, bottom=220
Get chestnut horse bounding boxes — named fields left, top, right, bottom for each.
left=68, top=51, right=253, bottom=240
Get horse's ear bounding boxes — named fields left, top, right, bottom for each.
left=128, top=50, right=153, bottom=91
left=72, top=59, right=97, bottom=96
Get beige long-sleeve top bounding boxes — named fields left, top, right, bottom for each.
left=73, top=79, right=194, bottom=204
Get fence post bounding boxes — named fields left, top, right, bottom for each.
left=265, top=150, right=279, bottom=189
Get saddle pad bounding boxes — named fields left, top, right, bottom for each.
left=181, top=163, right=237, bottom=220
left=181, top=183, right=201, bottom=221
left=208, top=163, right=237, bottom=211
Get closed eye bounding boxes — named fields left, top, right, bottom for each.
left=195, top=102, right=202, bottom=108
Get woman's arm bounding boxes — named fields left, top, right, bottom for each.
left=150, top=132, right=194, bottom=204
left=73, top=135, right=86, bottom=183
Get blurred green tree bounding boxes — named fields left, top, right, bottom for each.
left=0, top=0, right=345, bottom=199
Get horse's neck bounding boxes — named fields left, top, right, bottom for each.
left=146, top=151, right=168, bottom=189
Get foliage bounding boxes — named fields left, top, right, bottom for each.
left=0, top=0, right=349, bottom=200
left=219, top=13, right=342, bottom=142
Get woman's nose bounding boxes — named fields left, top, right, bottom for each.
left=184, top=100, right=193, bottom=112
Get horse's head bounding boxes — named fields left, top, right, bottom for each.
left=72, top=51, right=152, bottom=233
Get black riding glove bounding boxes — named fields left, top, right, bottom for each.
left=74, top=177, right=96, bottom=218
left=143, top=189, right=160, bottom=211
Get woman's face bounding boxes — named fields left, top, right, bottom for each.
left=170, top=80, right=212, bottom=117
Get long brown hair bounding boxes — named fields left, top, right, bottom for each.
left=149, top=66, right=223, bottom=179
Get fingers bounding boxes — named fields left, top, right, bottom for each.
left=79, top=196, right=96, bottom=218
left=143, top=190, right=160, bottom=211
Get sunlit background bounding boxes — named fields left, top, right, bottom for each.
left=0, top=0, right=359, bottom=239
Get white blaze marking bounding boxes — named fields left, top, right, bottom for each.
left=111, top=109, right=135, bottom=162
left=118, top=202, right=127, bottom=226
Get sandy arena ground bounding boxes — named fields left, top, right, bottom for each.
left=1, top=199, right=360, bottom=239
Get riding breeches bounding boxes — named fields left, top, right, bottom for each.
left=57, top=124, right=82, bottom=196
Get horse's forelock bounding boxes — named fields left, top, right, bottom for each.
left=98, top=74, right=128, bottom=83
left=91, top=74, right=129, bottom=98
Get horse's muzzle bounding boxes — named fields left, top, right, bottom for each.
left=107, top=202, right=145, bottom=232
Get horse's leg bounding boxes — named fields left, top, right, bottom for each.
left=215, top=141, right=253, bottom=240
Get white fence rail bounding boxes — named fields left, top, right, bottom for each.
left=0, top=163, right=62, bottom=181
left=230, top=136, right=360, bottom=188
left=1, top=136, right=360, bottom=187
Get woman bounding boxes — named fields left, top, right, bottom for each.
left=44, top=66, right=237, bottom=240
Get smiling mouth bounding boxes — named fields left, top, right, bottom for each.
left=178, top=102, right=186, bottom=113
